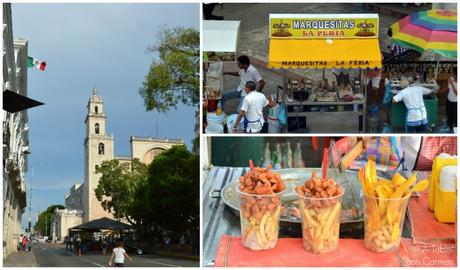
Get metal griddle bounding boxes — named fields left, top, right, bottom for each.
left=218, top=168, right=364, bottom=226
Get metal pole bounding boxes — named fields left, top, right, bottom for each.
left=28, top=163, right=39, bottom=234
left=45, top=215, right=47, bottom=237
left=28, top=165, right=34, bottom=233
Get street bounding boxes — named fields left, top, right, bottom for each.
left=7, top=243, right=198, bottom=267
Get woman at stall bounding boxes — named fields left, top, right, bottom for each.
left=392, top=78, right=433, bottom=133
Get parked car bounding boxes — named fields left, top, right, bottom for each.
left=124, top=244, right=142, bottom=255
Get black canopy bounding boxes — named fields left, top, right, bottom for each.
left=70, top=217, right=132, bottom=231
left=3, top=90, right=44, bottom=113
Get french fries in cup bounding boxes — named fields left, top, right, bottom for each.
left=363, top=193, right=409, bottom=252
left=359, top=160, right=429, bottom=252
left=238, top=163, right=285, bottom=250
left=296, top=171, right=344, bottom=253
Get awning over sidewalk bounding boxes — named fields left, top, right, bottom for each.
left=3, top=90, right=44, bottom=113
left=203, top=20, right=240, bottom=62
left=203, top=20, right=240, bottom=53
left=69, top=217, right=132, bottom=232
left=268, top=38, right=382, bottom=69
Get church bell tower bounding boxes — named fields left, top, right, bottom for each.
left=83, top=87, right=114, bottom=221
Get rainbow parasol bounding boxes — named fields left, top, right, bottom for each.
left=390, top=9, right=457, bottom=58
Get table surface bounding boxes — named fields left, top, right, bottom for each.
left=203, top=166, right=419, bottom=267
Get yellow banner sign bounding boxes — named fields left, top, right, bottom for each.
left=270, top=14, right=379, bottom=39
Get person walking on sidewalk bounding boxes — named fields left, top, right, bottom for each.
left=222, top=55, right=266, bottom=113
left=101, top=239, right=108, bottom=255
left=27, top=236, right=32, bottom=252
left=69, top=235, right=74, bottom=251
left=22, top=236, right=28, bottom=252
left=109, top=242, right=132, bottom=267
left=18, top=235, right=23, bottom=252
left=75, top=236, right=82, bottom=256
left=65, top=236, right=69, bottom=251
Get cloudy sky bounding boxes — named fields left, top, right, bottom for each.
left=12, top=3, right=199, bottom=228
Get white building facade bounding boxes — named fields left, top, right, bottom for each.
left=51, top=209, right=84, bottom=242
left=2, top=4, right=30, bottom=259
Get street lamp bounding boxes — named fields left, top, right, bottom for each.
left=28, top=162, right=39, bottom=233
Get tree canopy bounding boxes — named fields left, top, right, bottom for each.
left=94, top=145, right=199, bottom=240
left=135, top=145, right=199, bottom=236
left=139, top=26, right=199, bottom=112
left=94, top=158, right=148, bottom=224
left=35, top=204, right=65, bottom=237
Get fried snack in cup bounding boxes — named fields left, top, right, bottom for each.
left=359, top=160, right=429, bottom=252
left=238, top=164, right=285, bottom=250
left=296, top=171, right=344, bottom=253
left=363, top=193, right=409, bottom=252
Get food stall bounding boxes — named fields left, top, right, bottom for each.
left=267, top=14, right=382, bottom=133
left=202, top=20, right=241, bottom=133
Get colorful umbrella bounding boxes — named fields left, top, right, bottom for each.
left=390, top=9, right=457, bottom=58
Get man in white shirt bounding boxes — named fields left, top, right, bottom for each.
left=223, top=55, right=266, bottom=113
left=233, top=81, right=275, bottom=133
left=392, top=78, right=433, bottom=133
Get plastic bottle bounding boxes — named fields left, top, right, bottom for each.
left=216, top=100, right=222, bottom=116
left=294, top=142, right=305, bottom=168
left=272, top=143, right=282, bottom=170
left=262, top=142, right=271, bottom=168
left=284, top=142, right=293, bottom=168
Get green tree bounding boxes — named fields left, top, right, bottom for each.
left=139, top=26, right=199, bottom=112
left=35, top=204, right=64, bottom=237
left=94, top=158, right=148, bottom=224
left=135, top=145, right=199, bottom=238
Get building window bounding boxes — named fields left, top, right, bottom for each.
left=95, top=106, right=98, bottom=114
left=98, top=143, right=105, bottom=155
left=95, top=123, right=99, bottom=134
left=95, top=165, right=99, bottom=171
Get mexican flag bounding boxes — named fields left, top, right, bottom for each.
left=27, top=56, right=46, bottom=71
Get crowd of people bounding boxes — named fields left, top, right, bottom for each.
left=17, top=235, right=32, bottom=253
left=64, top=235, right=120, bottom=256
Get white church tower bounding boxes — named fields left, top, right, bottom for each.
left=83, top=87, right=114, bottom=222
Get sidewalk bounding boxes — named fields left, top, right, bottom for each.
left=3, top=251, right=37, bottom=267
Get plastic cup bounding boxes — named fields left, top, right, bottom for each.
left=297, top=187, right=344, bottom=253
left=237, top=188, right=284, bottom=251
left=363, top=193, right=410, bottom=253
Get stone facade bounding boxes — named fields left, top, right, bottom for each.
left=83, top=89, right=115, bottom=222
left=2, top=4, right=30, bottom=259
left=131, top=136, right=184, bottom=164
left=65, top=183, right=84, bottom=211
left=59, top=90, right=184, bottom=226
left=51, top=209, right=84, bottom=242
